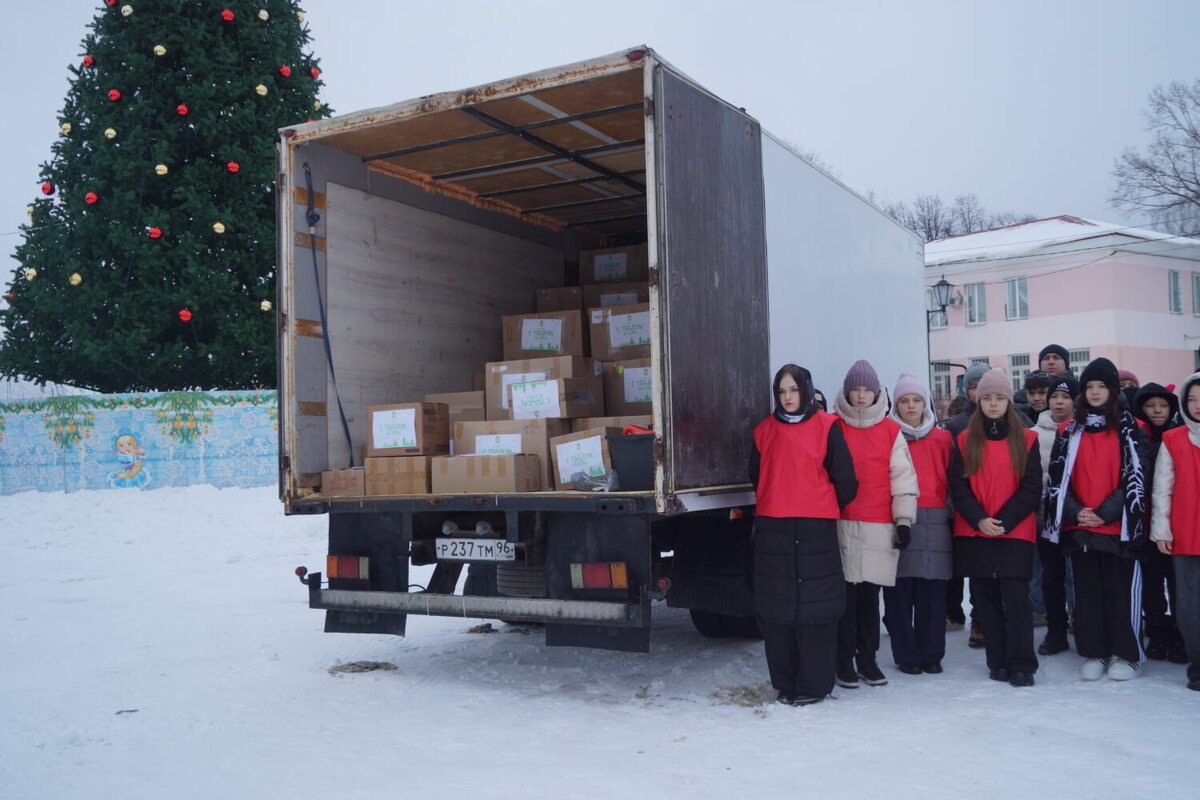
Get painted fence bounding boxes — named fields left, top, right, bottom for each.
left=0, top=391, right=278, bottom=495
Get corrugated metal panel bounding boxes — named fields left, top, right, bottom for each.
left=656, top=68, right=768, bottom=493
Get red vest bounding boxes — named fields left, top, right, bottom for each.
left=1069, top=428, right=1122, bottom=536
left=953, top=429, right=1038, bottom=542
left=839, top=417, right=901, bottom=524
left=909, top=427, right=951, bottom=509
left=753, top=412, right=841, bottom=519
left=1162, top=427, right=1200, bottom=555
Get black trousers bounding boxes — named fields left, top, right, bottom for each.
left=1037, top=537, right=1071, bottom=640
left=884, top=577, right=948, bottom=667
left=946, top=577, right=978, bottom=624
left=1071, top=549, right=1143, bottom=663
left=971, top=576, right=1038, bottom=674
left=1174, top=555, right=1200, bottom=683
left=1142, top=547, right=1177, bottom=628
left=837, top=581, right=881, bottom=663
left=760, top=619, right=837, bottom=698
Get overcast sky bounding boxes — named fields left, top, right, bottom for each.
left=3, top=0, right=1198, bottom=274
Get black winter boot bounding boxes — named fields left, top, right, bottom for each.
left=835, top=660, right=859, bottom=689
left=856, top=655, right=888, bottom=686
left=1145, top=620, right=1169, bottom=661
left=1168, top=627, right=1190, bottom=665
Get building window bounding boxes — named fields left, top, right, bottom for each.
left=1068, top=349, right=1090, bottom=376
left=927, top=288, right=947, bottom=329
left=1169, top=270, right=1182, bottom=314
left=1193, top=272, right=1200, bottom=315
left=1009, top=353, right=1030, bottom=392
left=966, top=282, right=986, bottom=325
left=931, top=362, right=951, bottom=400
left=1005, top=276, right=1028, bottom=320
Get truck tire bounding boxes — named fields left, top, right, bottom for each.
left=495, top=564, right=547, bottom=598
left=689, top=609, right=763, bottom=639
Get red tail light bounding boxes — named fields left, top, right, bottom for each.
left=327, top=555, right=369, bottom=580
left=570, top=562, right=629, bottom=590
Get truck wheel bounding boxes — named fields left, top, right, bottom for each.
left=495, top=565, right=547, bottom=598
left=689, top=609, right=763, bottom=639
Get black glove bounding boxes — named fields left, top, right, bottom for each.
left=894, top=525, right=911, bottom=550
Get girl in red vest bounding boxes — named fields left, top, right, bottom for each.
left=883, top=372, right=953, bottom=675
left=950, top=368, right=1042, bottom=687
left=1150, top=372, right=1200, bottom=691
left=833, top=360, right=919, bottom=690
left=750, top=364, right=859, bottom=706
left=1044, top=358, right=1148, bottom=682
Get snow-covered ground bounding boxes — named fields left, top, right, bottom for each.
left=1, top=486, right=1194, bottom=799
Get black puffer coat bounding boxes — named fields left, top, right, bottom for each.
left=754, top=516, right=845, bottom=625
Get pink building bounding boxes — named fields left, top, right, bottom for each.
left=926, top=216, right=1200, bottom=406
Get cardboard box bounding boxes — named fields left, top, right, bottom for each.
left=602, top=359, right=653, bottom=416
left=571, top=415, right=654, bottom=433
left=454, top=418, right=570, bottom=489
left=588, top=303, right=652, bottom=361
left=535, top=286, right=584, bottom=313
left=549, top=428, right=620, bottom=489
left=508, top=378, right=602, bottom=421
left=431, top=454, right=541, bottom=494
left=423, top=391, right=486, bottom=430
left=580, top=244, right=649, bottom=285
left=484, top=356, right=603, bottom=421
left=365, top=456, right=431, bottom=495
left=365, top=402, right=450, bottom=457
left=472, top=372, right=485, bottom=391
left=321, top=467, right=365, bottom=497
left=501, top=309, right=584, bottom=361
left=582, top=281, right=649, bottom=311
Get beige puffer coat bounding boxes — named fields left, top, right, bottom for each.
left=835, top=386, right=919, bottom=586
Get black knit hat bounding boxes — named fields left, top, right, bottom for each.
left=1079, top=357, right=1120, bottom=392
left=1048, top=372, right=1080, bottom=399
left=1039, top=344, right=1071, bottom=371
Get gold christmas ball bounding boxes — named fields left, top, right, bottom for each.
left=296, top=11, right=306, bottom=22
left=25, top=205, right=33, bottom=219
left=155, top=163, right=169, bottom=176
left=260, top=299, right=272, bottom=312
left=258, top=9, right=269, bottom=21
left=60, top=122, right=72, bottom=135
left=24, top=268, right=37, bottom=281
left=121, top=4, right=133, bottom=17
left=255, top=83, right=268, bottom=96
left=313, top=100, right=322, bottom=110
left=153, top=44, right=166, bottom=56
left=212, top=221, right=226, bottom=234
left=104, top=127, right=117, bottom=139
left=69, top=273, right=82, bottom=286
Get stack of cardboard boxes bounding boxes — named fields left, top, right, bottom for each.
left=320, top=244, right=655, bottom=497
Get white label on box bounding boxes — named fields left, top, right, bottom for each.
left=373, top=408, right=417, bottom=449
left=556, top=435, right=606, bottom=483
left=593, top=253, right=627, bottom=282
left=591, top=309, right=605, bottom=324
left=608, top=310, right=651, bottom=349
left=511, top=379, right=560, bottom=420
left=500, top=371, right=547, bottom=410
left=521, top=318, right=563, bottom=352
left=600, top=291, right=638, bottom=307
left=474, top=433, right=522, bottom=455
left=623, top=367, right=653, bottom=403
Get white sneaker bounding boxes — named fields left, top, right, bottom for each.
left=1107, top=658, right=1143, bottom=681
left=1081, top=657, right=1109, bottom=681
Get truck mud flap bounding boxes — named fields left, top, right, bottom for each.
left=325, top=513, right=410, bottom=635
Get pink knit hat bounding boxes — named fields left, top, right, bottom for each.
left=842, top=359, right=881, bottom=396
left=892, top=372, right=929, bottom=406
left=975, top=368, right=1013, bottom=402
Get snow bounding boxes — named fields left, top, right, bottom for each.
left=2, top=485, right=1195, bottom=798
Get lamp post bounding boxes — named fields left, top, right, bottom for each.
left=926, top=276, right=955, bottom=417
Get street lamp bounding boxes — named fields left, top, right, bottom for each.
left=929, top=276, right=953, bottom=320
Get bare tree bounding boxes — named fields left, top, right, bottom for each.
left=910, top=194, right=954, bottom=241
left=1111, top=79, right=1200, bottom=236
left=951, top=193, right=988, bottom=235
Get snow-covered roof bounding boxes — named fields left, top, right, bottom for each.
left=924, top=215, right=1199, bottom=268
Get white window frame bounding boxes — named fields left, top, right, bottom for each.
left=1005, top=276, right=1028, bottom=320
left=1169, top=270, right=1182, bottom=314
left=927, top=288, right=947, bottom=329
left=1192, top=272, right=1200, bottom=315
left=1068, top=349, right=1090, bottom=376
left=966, top=282, right=987, bottom=325
left=1009, top=353, right=1030, bottom=393
left=931, top=362, right=951, bottom=400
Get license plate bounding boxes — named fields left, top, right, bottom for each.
left=435, top=538, right=516, bottom=562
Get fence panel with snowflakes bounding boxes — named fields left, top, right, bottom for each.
left=0, top=390, right=277, bottom=494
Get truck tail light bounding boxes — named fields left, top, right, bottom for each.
left=570, top=562, right=629, bottom=590
left=327, top=555, right=369, bottom=580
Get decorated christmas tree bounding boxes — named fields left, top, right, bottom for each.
left=0, top=1, right=331, bottom=392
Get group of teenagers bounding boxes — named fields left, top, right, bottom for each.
left=749, top=343, right=1200, bottom=706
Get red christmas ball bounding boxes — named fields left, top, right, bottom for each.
left=226, top=161, right=240, bottom=173
left=82, top=55, right=95, bottom=68
left=85, top=192, right=99, bottom=205
left=176, top=104, right=189, bottom=116
left=41, top=182, right=54, bottom=195
left=148, top=227, right=163, bottom=239
left=279, top=65, right=292, bottom=78
left=309, top=67, right=320, bottom=79
left=108, top=89, right=122, bottom=101
left=178, top=308, right=192, bottom=322
left=220, top=9, right=234, bottom=22
left=106, top=0, right=117, bottom=6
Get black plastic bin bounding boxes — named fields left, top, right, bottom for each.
left=606, top=433, right=654, bottom=491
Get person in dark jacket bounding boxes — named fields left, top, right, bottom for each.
left=1016, top=371, right=1052, bottom=427
left=1044, top=358, right=1149, bottom=681
left=945, top=361, right=992, bottom=643
left=1134, top=381, right=1185, bottom=662
left=750, top=364, right=858, bottom=706
left=950, top=368, right=1043, bottom=687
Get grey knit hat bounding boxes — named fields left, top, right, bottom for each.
left=963, top=361, right=991, bottom=392
left=842, top=360, right=881, bottom=397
